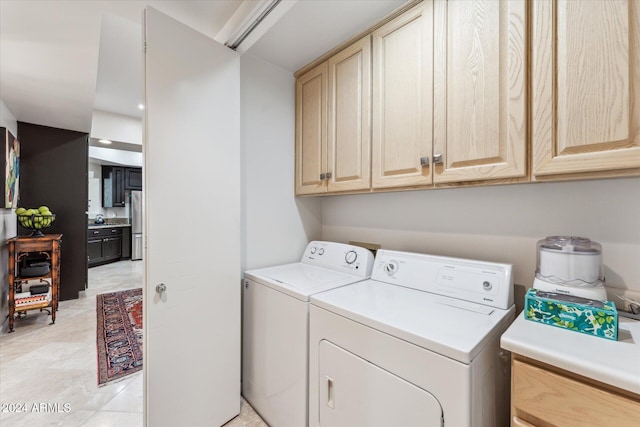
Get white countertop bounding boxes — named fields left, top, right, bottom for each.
left=501, top=311, right=640, bottom=395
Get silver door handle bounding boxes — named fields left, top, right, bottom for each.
left=156, top=283, right=167, bottom=294
left=420, top=156, right=430, bottom=166
left=433, top=154, right=443, bottom=164
left=325, top=172, right=332, bottom=179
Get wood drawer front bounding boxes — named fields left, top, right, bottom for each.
left=512, top=359, right=640, bottom=427
left=15, top=239, right=53, bottom=253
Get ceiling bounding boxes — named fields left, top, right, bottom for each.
left=0, top=0, right=407, bottom=135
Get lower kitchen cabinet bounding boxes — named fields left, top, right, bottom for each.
left=87, top=227, right=129, bottom=267
left=511, top=355, right=640, bottom=427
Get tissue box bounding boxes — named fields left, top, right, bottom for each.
left=524, top=288, right=618, bottom=340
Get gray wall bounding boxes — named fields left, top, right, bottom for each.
left=322, top=177, right=640, bottom=309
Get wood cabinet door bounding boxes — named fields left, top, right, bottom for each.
left=531, top=0, right=640, bottom=179
left=296, top=62, right=328, bottom=195
left=87, top=238, right=104, bottom=265
left=327, top=36, right=372, bottom=192
left=433, top=0, right=526, bottom=184
left=372, top=2, right=434, bottom=189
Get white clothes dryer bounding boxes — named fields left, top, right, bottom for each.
left=243, top=241, right=374, bottom=427
left=309, top=249, right=515, bottom=427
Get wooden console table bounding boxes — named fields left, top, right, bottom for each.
left=6, top=234, right=62, bottom=332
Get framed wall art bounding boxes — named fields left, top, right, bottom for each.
left=1, top=127, right=20, bottom=209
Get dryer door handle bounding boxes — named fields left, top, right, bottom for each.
left=326, top=375, right=335, bottom=409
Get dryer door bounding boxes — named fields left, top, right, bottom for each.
left=318, top=340, right=443, bottom=426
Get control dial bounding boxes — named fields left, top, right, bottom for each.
left=310, top=247, right=317, bottom=254
left=345, top=250, right=358, bottom=264
left=384, top=260, right=399, bottom=276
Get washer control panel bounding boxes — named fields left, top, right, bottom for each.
left=373, top=250, right=513, bottom=309
left=302, top=241, right=374, bottom=278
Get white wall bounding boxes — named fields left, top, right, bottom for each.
left=322, top=177, right=640, bottom=309
left=240, top=53, right=321, bottom=271
left=89, top=146, right=143, bottom=167
left=90, top=109, right=142, bottom=145
left=1, top=99, right=18, bottom=334
left=1, top=99, right=18, bottom=136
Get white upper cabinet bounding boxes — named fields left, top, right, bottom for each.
left=531, top=0, right=640, bottom=179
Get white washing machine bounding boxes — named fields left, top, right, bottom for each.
left=243, top=241, right=375, bottom=427
left=309, top=249, right=515, bottom=427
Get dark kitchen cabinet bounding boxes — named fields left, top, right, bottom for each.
left=87, top=227, right=127, bottom=267
left=125, top=167, right=142, bottom=190
left=102, top=166, right=125, bottom=207
left=87, top=236, right=104, bottom=264
left=121, top=226, right=131, bottom=259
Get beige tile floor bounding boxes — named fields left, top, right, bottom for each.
left=0, top=260, right=266, bottom=427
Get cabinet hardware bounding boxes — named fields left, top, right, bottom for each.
left=420, top=156, right=430, bottom=166
left=156, top=283, right=167, bottom=294
left=320, top=173, right=326, bottom=180
left=433, top=154, right=443, bottom=164
left=325, top=172, right=332, bottom=179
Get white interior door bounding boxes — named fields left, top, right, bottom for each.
left=143, top=7, right=241, bottom=427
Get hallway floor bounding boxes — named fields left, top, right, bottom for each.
left=0, top=260, right=266, bottom=427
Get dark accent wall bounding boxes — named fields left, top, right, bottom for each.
left=18, top=122, right=88, bottom=301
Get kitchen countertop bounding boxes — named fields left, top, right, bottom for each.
left=501, top=311, right=640, bottom=395
left=88, top=223, right=131, bottom=229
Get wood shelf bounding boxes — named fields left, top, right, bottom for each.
left=6, top=234, right=62, bottom=333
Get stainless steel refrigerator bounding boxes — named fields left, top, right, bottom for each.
left=130, top=190, right=143, bottom=260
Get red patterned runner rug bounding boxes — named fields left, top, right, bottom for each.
left=96, top=288, right=143, bottom=386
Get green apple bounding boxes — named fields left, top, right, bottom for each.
left=38, top=206, right=49, bottom=213
left=15, top=207, right=26, bottom=215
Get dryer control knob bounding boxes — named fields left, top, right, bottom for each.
left=385, top=260, right=399, bottom=275
left=345, top=250, right=358, bottom=264
left=310, top=247, right=317, bottom=254
left=482, top=281, right=492, bottom=290
left=318, top=248, right=325, bottom=255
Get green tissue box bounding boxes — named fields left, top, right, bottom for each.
left=524, top=288, right=618, bottom=341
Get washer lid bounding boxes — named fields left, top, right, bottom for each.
left=311, top=280, right=515, bottom=364
left=245, top=263, right=366, bottom=301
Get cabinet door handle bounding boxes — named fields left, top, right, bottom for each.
left=325, top=172, right=332, bottom=179
left=420, top=156, right=430, bottom=166
left=93, top=231, right=100, bottom=235
left=433, top=154, right=444, bottom=164
left=320, top=173, right=326, bottom=180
